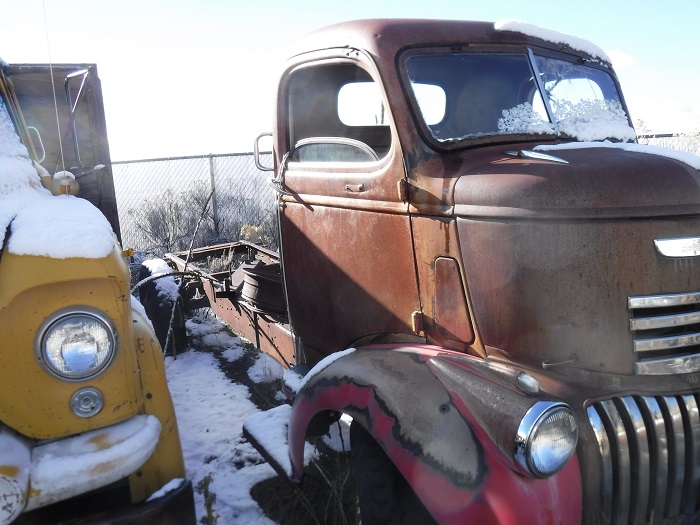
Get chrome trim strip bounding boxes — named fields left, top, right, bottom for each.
left=655, top=237, right=700, bottom=258
left=639, top=396, right=669, bottom=519
left=629, top=291, right=700, bottom=309
left=631, top=311, right=700, bottom=331
left=665, top=397, right=685, bottom=516
left=634, top=332, right=700, bottom=352
left=587, top=405, right=613, bottom=523
left=635, top=354, right=700, bottom=375
left=589, top=395, right=700, bottom=522
left=601, top=400, right=630, bottom=525
left=620, top=397, right=650, bottom=524
left=681, top=394, right=700, bottom=514
left=504, top=149, right=569, bottom=164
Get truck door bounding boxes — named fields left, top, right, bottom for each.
left=274, top=51, right=421, bottom=363
left=6, top=63, right=120, bottom=239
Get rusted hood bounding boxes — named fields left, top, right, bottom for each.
left=452, top=143, right=700, bottom=375
left=453, top=144, right=700, bottom=219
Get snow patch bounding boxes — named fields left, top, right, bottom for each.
left=221, top=346, right=246, bottom=363
left=146, top=478, right=185, bottom=502
left=247, top=353, right=284, bottom=383
left=185, top=315, right=225, bottom=337
left=165, top=349, right=277, bottom=523
left=322, top=413, right=352, bottom=453
left=28, top=415, right=161, bottom=511
left=7, top=195, right=115, bottom=258
left=0, top=104, right=30, bottom=159
left=130, top=294, right=155, bottom=331
left=282, top=367, right=306, bottom=395
left=169, top=313, right=326, bottom=523
left=495, top=19, right=610, bottom=63
left=142, top=258, right=180, bottom=303
left=498, top=100, right=636, bottom=143
left=203, top=331, right=242, bottom=349
left=0, top=101, right=116, bottom=259
left=244, top=404, right=294, bottom=478
left=297, top=348, right=357, bottom=392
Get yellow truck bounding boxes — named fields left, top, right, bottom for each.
left=0, top=61, right=194, bottom=524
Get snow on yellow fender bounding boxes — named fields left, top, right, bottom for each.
left=24, top=414, right=161, bottom=511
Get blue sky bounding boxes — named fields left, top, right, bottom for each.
left=1, top=0, right=698, bottom=160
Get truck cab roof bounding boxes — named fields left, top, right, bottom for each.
left=294, top=18, right=611, bottom=65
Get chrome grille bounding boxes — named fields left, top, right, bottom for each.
left=587, top=395, right=700, bottom=524
left=628, top=292, right=700, bottom=375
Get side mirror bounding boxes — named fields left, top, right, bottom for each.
left=254, top=132, right=274, bottom=172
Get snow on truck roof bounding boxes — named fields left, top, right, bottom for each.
left=296, top=18, right=612, bottom=63
left=494, top=19, right=610, bottom=63
left=0, top=99, right=115, bottom=259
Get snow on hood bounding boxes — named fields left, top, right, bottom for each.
left=0, top=100, right=115, bottom=259
left=535, top=141, right=700, bottom=171
left=494, top=19, right=611, bottom=63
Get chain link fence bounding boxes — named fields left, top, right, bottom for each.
left=638, top=132, right=700, bottom=156
left=112, top=133, right=699, bottom=255
left=113, top=152, right=275, bottom=256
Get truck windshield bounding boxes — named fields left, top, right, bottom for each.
left=403, top=51, right=635, bottom=145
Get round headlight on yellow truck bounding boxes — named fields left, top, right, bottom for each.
left=35, top=307, right=117, bottom=381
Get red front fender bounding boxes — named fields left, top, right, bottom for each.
left=287, top=345, right=582, bottom=525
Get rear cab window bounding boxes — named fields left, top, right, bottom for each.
left=286, top=62, right=392, bottom=164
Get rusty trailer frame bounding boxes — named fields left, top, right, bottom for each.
left=165, top=241, right=296, bottom=367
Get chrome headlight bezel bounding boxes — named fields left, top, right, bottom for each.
left=35, top=307, right=117, bottom=381
left=514, top=400, right=578, bottom=478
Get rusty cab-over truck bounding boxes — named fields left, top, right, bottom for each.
left=0, top=61, right=194, bottom=523
left=166, top=19, right=700, bottom=524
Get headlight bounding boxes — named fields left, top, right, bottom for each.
left=515, top=401, right=578, bottom=478
left=36, top=309, right=117, bottom=380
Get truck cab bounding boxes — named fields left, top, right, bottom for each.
left=239, top=19, right=700, bottom=525
left=0, top=61, right=194, bottom=524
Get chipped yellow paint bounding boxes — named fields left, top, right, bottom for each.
left=87, top=433, right=112, bottom=451
left=28, top=487, right=42, bottom=498
left=89, top=459, right=123, bottom=476
left=0, top=465, right=19, bottom=477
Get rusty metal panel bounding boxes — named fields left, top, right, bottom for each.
left=409, top=215, right=483, bottom=355
left=457, top=216, right=700, bottom=376
left=280, top=202, right=419, bottom=358
left=166, top=243, right=295, bottom=367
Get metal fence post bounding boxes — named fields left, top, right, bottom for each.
left=209, top=154, right=220, bottom=239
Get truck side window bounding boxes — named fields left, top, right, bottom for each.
left=287, top=63, right=391, bottom=163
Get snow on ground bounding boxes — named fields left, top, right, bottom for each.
left=165, top=310, right=350, bottom=524
left=165, top=317, right=277, bottom=524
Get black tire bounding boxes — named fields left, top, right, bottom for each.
left=138, top=264, right=188, bottom=356
left=351, top=422, right=437, bottom=525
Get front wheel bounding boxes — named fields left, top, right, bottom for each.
left=350, top=422, right=436, bottom=525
